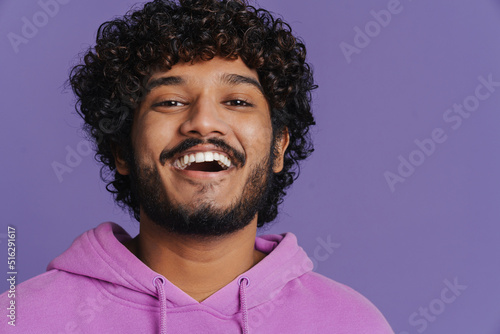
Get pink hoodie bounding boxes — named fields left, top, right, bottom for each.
left=1, top=223, right=393, bottom=333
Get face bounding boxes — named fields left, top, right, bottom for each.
left=115, top=57, right=289, bottom=236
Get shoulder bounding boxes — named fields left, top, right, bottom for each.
left=280, top=271, right=394, bottom=333
left=2, top=269, right=97, bottom=300
left=1, top=269, right=99, bottom=306
left=0, top=269, right=101, bottom=332
left=298, top=271, right=377, bottom=304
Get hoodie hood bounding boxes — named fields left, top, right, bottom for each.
left=47, top=222, right=314, bottom=332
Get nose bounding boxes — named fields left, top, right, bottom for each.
left=179, top=97, right=230, bottom=138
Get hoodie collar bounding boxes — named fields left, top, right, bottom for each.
left=48, top=222, right=313, bottom=315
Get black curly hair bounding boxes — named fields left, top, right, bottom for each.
left=69, top=0, right=316, bottom=227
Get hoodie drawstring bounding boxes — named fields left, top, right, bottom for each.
left=154, top=275, right=249, bottom=334
left=154, top=276, right=168, bottom=334
left=238, top=276, right=250, bottom=334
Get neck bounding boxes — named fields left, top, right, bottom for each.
left=124, top=217, right=266, bottom=302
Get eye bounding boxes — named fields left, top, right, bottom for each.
left=153, top=100, right=186, bottom=108
left=225, top=99, right=253, bottom=107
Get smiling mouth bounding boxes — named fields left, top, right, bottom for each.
left=173, top=151, right=232, bottom=171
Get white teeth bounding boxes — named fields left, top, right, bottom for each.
left=204, top=152, right=214, bottom=162
left=195, top=152, right=205, bottom=163
left=174, top=151, right=232, bottom=170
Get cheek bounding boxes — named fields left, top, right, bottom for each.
left=132, top=116, right=175, bottom=163
left=237, top=116, right=273, bottom=155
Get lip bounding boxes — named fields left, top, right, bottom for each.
left=171, top=162, right=235, bottom=180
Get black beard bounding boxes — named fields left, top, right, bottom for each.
left=128, top=142, right=274, bottom=237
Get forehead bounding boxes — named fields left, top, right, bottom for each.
left=146, top=57, right=261, bottom=90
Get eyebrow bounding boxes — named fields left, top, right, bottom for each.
left=145, top=73, right=264, bottom=96
left=219, top=73, right=265, bottom=95
left=146, top=76, right=185, bottom=91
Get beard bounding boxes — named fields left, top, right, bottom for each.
left=128, top=138, right=275, bottom=237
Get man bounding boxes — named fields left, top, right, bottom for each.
left=1, top=0, right=393, bottom=332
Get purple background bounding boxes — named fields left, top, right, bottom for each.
left=1, top=0, right=499, bottom=333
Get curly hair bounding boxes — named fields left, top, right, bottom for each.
left=69, top=0, right=316, bottom=227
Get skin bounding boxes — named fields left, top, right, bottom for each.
left=116, top=57, right=289, bottom=302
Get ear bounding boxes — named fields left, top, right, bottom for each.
left=272, top=127, right=290, bottom=173
left=112, top=144, right=130, bottom=175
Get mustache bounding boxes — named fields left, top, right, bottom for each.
left=159, top=138, right=246, bottom=167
